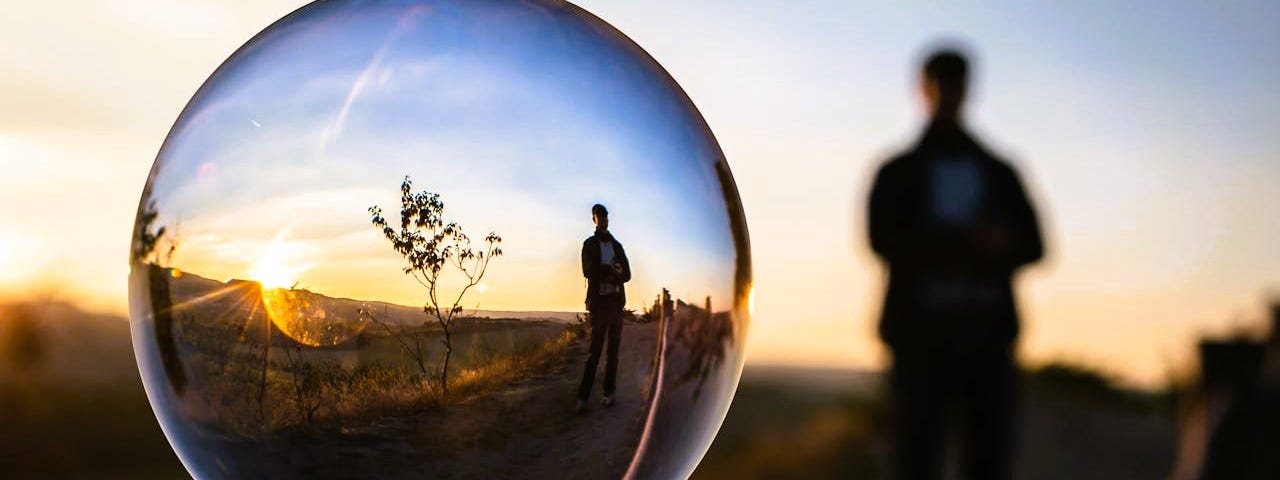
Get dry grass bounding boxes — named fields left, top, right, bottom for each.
left=182, top=326, right=580, bottom=438
left=449, top=330, right=578, bottom=403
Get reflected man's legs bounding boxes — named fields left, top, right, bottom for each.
left=579, top=297, right=621, bottom=402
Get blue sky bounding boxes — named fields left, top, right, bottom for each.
left=144, top=0, right=739, bottom=315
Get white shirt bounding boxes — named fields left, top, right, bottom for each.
left=598, top=238, right=619, bottom=295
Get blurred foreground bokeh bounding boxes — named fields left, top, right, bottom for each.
left=697, top=365, right=1175, bottom=479
left=0, top=299, right=185, bottom=479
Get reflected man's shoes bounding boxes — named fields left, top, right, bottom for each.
left=601, top=395, right=614, bottom=408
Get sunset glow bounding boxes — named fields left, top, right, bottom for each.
left=251, top=259, right=296, bottom=290
left=249, top=235, right=305, bottom=290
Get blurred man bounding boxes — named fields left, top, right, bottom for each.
left=577, top=203, right=631, bottom=413
left=867, top=47, right=1044, bottom=480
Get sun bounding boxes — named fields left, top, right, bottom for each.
left=251, top=254, right=297, bottom=290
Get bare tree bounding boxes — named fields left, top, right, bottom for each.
left=369, top=176, right=502, bottom=396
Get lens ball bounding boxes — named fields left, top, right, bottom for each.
left=128, top=1, right=751, bottom=478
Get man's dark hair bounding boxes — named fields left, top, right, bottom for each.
left=923, top=49, right=969, bottom=91
left=592, top=204, right=608, bottom=217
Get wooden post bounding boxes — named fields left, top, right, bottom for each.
left=661, top=288, right=673, bottom=323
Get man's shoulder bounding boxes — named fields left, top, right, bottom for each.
left=583, top=233, right=623, bottom=243
left=979, top=152, right=1022, bottom=182
left=873, top=151, right=918, bottom=181
left=957, top=131, right=1016, bottom=171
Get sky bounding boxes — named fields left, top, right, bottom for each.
left=141, top=0, right=740, bottom=316
left=1, top=0, right=1277, bottom=388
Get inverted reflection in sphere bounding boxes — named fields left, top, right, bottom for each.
left=128, top=1, right=751, bottom=478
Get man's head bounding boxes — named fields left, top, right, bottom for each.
left=921, top=48, right=970, bottom=121
left=592, top=203, right=609, bottom=231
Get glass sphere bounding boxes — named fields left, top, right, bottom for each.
left=127, top=1, right=751, bottom=478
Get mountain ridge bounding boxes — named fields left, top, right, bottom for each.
left=169, top=267, right=583, bottom=324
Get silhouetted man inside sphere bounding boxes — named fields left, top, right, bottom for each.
left=577, top=203, right=631, bottom=413
left=867, top=48, right=1043, bottom=480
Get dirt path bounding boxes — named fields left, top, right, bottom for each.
left=220, top=321, right=660, bottom=479
left=418, top=320, right=658, bottom=479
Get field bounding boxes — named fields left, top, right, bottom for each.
left=148, top=270, right=586, bottom=433
left=122, top=267, right=666, bottom=478
left=2, top=295, right=1181, bottom=479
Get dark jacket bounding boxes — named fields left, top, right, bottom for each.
left=868, top=123, right=1043, bottom=348
left=582, top=231, right=631, bottom=311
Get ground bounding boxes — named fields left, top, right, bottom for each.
left=1, top=300, right=1182, bottom=479
left=206, top=320, right=658, bottom=479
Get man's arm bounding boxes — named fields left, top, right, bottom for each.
left=1003, top=167, right=1044, bottom=269
left=582, top=239, right=593, bottom=280
left=615, top=241, right=631, bottom=284
left=869, top=162, right=921, bottom=267
left=868, top=165, right=896, bottom=260
left=971, top=164, right=1043, bottom=271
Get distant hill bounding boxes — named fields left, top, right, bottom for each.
left=0, top=299, right=135, bottom=386
left=171, top=269, right=581, bottom=325
left=354, top=297, right=582, bottom=325
left=740, top=363, right=883, bottom=397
